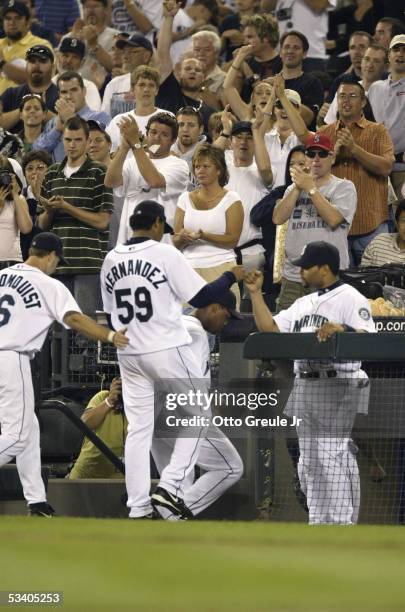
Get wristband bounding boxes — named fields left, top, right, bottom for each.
left=105, top=397, right=114, bottom=408
left=107, top=330, right=115, bottom=343
left=231, top=64, right=241, bottom=71
left=220, top=132, right=231, bottom=138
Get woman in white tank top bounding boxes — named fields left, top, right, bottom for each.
left=173, top=143, right=243, bottom=303
left=0, top=159, right=32, bottom=269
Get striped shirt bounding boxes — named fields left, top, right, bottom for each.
left=40, top=157, right=113, bottom=275
left=361, top=233, right=405, bottom=266
left=319, top=117, right=394, bottom=236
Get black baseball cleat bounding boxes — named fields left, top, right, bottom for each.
left=28, top=502, right=55, bottom=518
left=151, top=487, right=193, bottom=519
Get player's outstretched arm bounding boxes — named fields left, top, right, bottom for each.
left=245, top=270, right=279, bottom=333
left=63, top=312, right=128, bottom=348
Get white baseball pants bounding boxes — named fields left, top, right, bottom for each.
left=152, top=424, right=243, bottom=517
left=285, top=373, right=370, bottom=525
left=0, top=351, right=46, bottom=504
left=119, top=344, right=208, bottom=518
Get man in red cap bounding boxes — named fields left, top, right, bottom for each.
left=273, top=132, right=357, bottom=310
left=275, top=77, right=395, bottom=266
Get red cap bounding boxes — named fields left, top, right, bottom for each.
left=305, top=133, right=334, bottom=152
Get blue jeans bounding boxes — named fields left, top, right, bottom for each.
left=348, top=222, right=389, bottom=267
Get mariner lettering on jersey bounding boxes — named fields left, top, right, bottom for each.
left=104, top=259, right=168, bottom=294
left=293, top=314, right=329, bottom=332
left=0, top=274, right=41, bottom=309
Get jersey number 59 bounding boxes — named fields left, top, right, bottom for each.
left=114, top=287, right=153, bottom=324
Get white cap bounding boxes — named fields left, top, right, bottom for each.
left=283, top=89, right=301, bottom=106
left=389, top=34, right=405, bottom=50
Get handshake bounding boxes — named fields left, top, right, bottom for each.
left=231, top=266, right=263, bottom=293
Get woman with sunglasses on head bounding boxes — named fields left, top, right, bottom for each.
left=0, top=156, right=32, bottom=270
left=173, top=143, right=244, bottom=306
left=18, top=94, right=47, bottom=153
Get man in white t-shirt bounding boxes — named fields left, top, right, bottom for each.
left=216, top=118, right=272, bottom=275
left=65, top=0, right=119, bottom=85
left=106, top=64, right=169, bottom=152
left=105, top=112, right=189, bottom=243
left=101, top=34, right=154, bottom=118
left=263, top=0, right=337, bottom=71
left=273, top=132, right=357, bottom=311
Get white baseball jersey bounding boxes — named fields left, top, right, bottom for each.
left=0, top=263, right=81, bottom=354
left=274, top=282, right=375, bottom=373
left=101, top=240, right=207, bottom=355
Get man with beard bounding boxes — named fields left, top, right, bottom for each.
left=0, top=45, right=57, bottom=133
left=0, top=1, right=52, bottom=94
left=156, top=2, right=215, bottom=131
left=64, top=0, right=119, bottom=86
left=172, top=106, right=205, bottom=173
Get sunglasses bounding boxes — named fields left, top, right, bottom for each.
left=275, top=99, right=299, bottom=110
left=305, top=149, right=330, bottom=159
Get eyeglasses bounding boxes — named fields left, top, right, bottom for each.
left=337, top=93, right=361, bottom=100
left=305, top=149, right=329, bottom=159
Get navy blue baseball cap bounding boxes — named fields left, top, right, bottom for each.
left=216, top=290, right=243, bottom=319
left=292, top=241, right=340, bottom=271
left=31, top=232, right=69, bottom=265
left=231, top=121, right=252, bottom=136
left=115, top=34, right=153, bottom=53
left=130, top=200, right=173, bottom=234
left=3, top=1, right=30, bottom=18
left=58, top=37, right=86, bottom=58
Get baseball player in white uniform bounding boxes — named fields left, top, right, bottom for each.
left=0, top=232, right=128, bottom=517
left=151, top=292, right=244, bottom=519
left=100, top=200, right=244, bottom=519
left=245, top=241, right=375, bottom=525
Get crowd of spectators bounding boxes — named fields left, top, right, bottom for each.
left=0, top=0, right=403, bottom=323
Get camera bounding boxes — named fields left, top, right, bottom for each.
left=114, top=393, right=124, bottom=412
left=0, top=171, right=13, bottom=190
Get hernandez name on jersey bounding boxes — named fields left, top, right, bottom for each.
left=100, top=240, right=206, bottom=355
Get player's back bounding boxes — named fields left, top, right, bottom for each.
left=0, top=263, right=79, bottom=353
left=101, top=240, right=206, bottom=355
